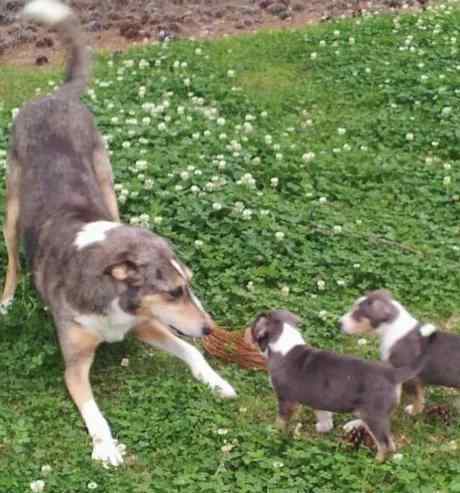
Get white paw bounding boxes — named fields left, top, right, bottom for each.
left=405, top=404, right=415, bottom=416
left=316, top=420, right=334, bottom=433
left=343, top=419, right=364, bottom=433
left=195, top=369, right=237, bottom=399
left=0, top=298, right=13, bottom=315
left=92, top=438, right=125, bottom=467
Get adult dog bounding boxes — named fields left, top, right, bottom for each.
left=2, top=0, right=236, bottom=467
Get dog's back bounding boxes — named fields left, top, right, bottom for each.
left=11, top=1, right=111, bottom=267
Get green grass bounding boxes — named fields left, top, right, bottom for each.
left=2, top=3, right=460, bottom=492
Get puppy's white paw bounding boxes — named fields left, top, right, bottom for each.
left=316, top=420, right=334, bottom=433
left=343, top=419, right=364, bottom=433
left=92, top=438, right=124, bottom=467
left=210, top=377, right=237, bottom=399
left=405, top=404, right=416, bottom=416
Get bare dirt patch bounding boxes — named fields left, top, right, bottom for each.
left=0, top=0, right=429, bottom=67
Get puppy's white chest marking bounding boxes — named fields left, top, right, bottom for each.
left=74, top=221, right=120, bottom=250
left=77, top=299, right=137, bottom=343
left=269, top=323, right=305, bottom=356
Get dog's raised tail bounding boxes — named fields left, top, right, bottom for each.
left=23, top=0, right=90, bottom=99
left=391, top=331, right=436, bottom=383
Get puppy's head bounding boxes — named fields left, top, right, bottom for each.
left=248, top=310, right=302, bottom=355
left=103, top=227, right=213, bottom=338
left=340, top=289, right=398, bottom=335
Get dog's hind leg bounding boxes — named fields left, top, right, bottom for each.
left=1, top=152, right=22, bottom=309
left=59, top=324, right=124, bottom=466
left=276, top=399, right=299, bottom=432
left=92, top=134, right=119, bottom=221
left=135, top=321, right=237, bottom=399
left=404, top=380, right=425, bottom=416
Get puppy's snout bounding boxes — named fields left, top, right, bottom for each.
left=202, top=324, right=213, bottom=336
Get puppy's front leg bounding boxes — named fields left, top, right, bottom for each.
left=314, top=410, right=334, bottom=433
left=60, top=325, right=124, bottom=466
left=135, top=321, right=237, bottom=399
left=276, top=398, right=298, bottom=432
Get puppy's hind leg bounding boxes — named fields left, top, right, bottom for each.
left=60, top=324, right=124, bottom=467
left=404, top=381, right=425, bottom=416
left=276, top=399, right=299, bottom=433
left=135, top=321, right=237, bottom=399
left=1, top=152, right=22, bottom=310
left=92, top=133, right=120, bottom=222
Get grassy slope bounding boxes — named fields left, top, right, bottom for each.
left=1, top=4, right=460, bottom=492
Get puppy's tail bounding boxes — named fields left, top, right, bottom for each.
left=23, top=0, right=90, bottom=99
left=391, top=330, right=437, bottom=383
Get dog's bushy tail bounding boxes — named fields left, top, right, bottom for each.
left=391, top=332, right=436, bottom=383
left=23, top=0, right=90, bottom=99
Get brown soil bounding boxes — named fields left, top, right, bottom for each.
left=0, top=0, right=429, bottom=67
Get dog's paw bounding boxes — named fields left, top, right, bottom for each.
left=0, top=298, right=13, bottom=315
left=92, top=438, right=125, bottom=467
left=316, top=420, right=334, bottom=433
left=212, top=378, right=237, bottom=399
left=343, top=419, right=364, bottom=433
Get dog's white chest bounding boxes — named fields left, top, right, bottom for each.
left=76, top=299, right=137, bottom=343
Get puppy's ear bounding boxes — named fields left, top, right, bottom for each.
left=277, top=310, right=302, bottom=327
left=251, top=314, right=270, bottom=352
left=367, top=297, right=398, bottom=327
left=106, top=260, right=141, bottom=285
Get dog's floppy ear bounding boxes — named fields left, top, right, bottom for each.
left=105, top=256, right=142, bottom=285
left=276, top=309, right=302, bottom=327
left=365, top=292, right=398, bottom=327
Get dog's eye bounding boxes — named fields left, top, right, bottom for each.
left=168, top=286, right=184, bottom=299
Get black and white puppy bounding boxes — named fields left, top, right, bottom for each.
left=341, top=289, right=458, bottom=416
left=248, top=309, right=433, bottom=462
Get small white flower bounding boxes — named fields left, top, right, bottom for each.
left=221, top=443, right=234, bottom=453
left=357, top=338, right=368, bottom=346
left=281, top=286, right=290, bottom=296
left=246, top=281, right=254, bottom=291
left=153, top=216, right=163, bottom=224
left=30, top=481, right=45, bottom=493
left=275, top=231, right=285, bottom=241
left=310, top=52, right=317, bottom=60
left=337, top=127, right=346, bottom=135
left=40, top=465, right=52, bottom=476
left=302, top=152, right=315, bottom=162
left=121, top=358, right=129, bottom=367
left=317, top=279, right=326, bottom=291
left=273, top=461, right=284, bottom=468
left=88, top=482, right=98, bottom=490
left=444, top=163, right=452, bottom=171
left=333, top=225, right=342, bottom=234
left=216, top=428, right=229, bottom=435
left=227, top=69, right=236, bottom=78
left=271, top=177, right=279, bottom=188
left=336, top=279, right=346, bottom=287
left=319, top=196, right=327, bottom=204
left=194, top=240, right=204, bottom=248
left=158, top=122, right=167, bottom=131
left=122, top=141, right=131, bottom=149
left=265, top=134, right=273, bottom=145
left=406, top=132, right=414, bottom=141
left=242, top=209, right=253, bottom=220
left=261, top=111, right=268, bottom=118
left=443, top=176, right=451, bottom=186
left=217, top=117, right=226, bottom=126
left=212, top=202, right=223, bottom=211
left=195, top=48, right=203, bottom=55
left=239, top=407, right=248, bottom=413
left=393, top=453, right=403, bottom=462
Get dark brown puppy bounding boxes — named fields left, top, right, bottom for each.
left=249, top=310, right=433, bottom=462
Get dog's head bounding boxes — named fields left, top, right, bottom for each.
left=247, top=310, right=302, bottom=356
left=102, top=226, right=213, bottom=338
left=340, top=289, right=399, bottom=335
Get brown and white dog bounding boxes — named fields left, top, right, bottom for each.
left=1, top=0, right=235, bottom=467
left=248, top=309, right=433, bottom=461
left=340, top=289, right=460, bottom=417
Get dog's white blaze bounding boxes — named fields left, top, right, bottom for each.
left=74, top=221, right=120, bottom=250
left=269, top=323, right=305, bottom=356
left=378, top=300, right=418, bottom=360
left=77, top=298, right=137, bottom=343
left=81, top=399, right=123, bottom=466
left=170, top=259, right=186, bottom=278
left=23, top=0, right=72, bottom=25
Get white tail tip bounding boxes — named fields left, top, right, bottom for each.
left=23, top=0, right=72, bottom=25
left=420, top=323, right=437, bottom=337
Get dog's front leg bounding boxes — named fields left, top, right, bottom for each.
left=60, top=325, right=124, bottom=466
left=135, top=322, right=237, bottom=399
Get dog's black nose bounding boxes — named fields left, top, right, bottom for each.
left=202, top=325, right=212, bottom=336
